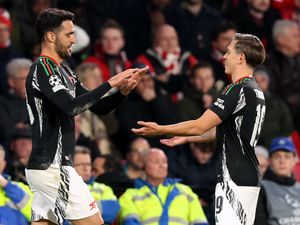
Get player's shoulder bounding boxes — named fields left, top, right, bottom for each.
left=220, top=82, right=241, bottom=96
left=34, top=56, right=60, bottom=76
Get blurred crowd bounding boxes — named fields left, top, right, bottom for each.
left=0, top=0, right=299, bottom=224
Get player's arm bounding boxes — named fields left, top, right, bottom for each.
left=37, top=64, right=137, bottom=116
left=160, top=127, right=216, bottom=147
left=132, top=109, right=221, bottom=137
left=75, top=67, right=148, bottom=115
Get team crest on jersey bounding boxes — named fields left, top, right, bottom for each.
left=49, top=75, right=63, bottom=87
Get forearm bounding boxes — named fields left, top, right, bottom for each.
left=90, top=91, right=126, bottom=115
left=161, top=119, right=205, bottom=136
left=185, top=128, right=216, bottom=143
left=51, top=82, right=111, bottom=116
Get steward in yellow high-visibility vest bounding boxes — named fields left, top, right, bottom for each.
left=119, top=148, right=209, bottom=225
left=72, top=146, right=120, bottom=224
left=0, top=175, right=33, bottom=225
left=0, top=144, right=33, bottom=225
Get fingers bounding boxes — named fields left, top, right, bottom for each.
left=131, top=127, right=148, bottom=135
left=160, top=139, right=175, bottom=147
left=137, top=121, right=148, bottom=126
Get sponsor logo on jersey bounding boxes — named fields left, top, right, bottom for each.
left=214, top=98, right=225, bottom=110
left=89, top=200, right=97, bottom=211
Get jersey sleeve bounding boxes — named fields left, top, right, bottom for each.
left=209, top=84, right=240, bottom=121
left=35, top=63, right=112, bottom=116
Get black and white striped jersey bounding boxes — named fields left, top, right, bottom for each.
left=25, top=55, right=125, bottom=170
left=210, top=76, right=265, bottom=186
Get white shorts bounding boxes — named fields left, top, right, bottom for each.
left=215, top=180, right=260, bottom=225
left=25, top=165, right=99, bottom=225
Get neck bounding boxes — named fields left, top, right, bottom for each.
left=231, top=67, right=254, bottom=83
left=41, top=44, right=62, bottom=65
left=249, top=8, right=264, bottom=19
left=146, top=177, right=164, bottom=187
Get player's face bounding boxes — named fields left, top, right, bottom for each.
left=145, top=151, right=168, bottom=180
left=270, top=151, right=296, bottom=177
left=74, top=153, right=92, bottom=182
left=101, top=28, right=124, bottom=55
left=55, top=20, right=75, bottom=59
left=222, top=40, right=241, bottom=75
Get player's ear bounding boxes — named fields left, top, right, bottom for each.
left=239, top=52, right=246, bottom=65
left=45, top=31, right=56, bottom=43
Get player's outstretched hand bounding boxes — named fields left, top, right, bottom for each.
left=160, top=136, right=188, bottom=147
left=108, top=68, right=137, bottom=88
left=120, top=66, right=149, bottom=95
left=131, top=66, right=149, bottom=82
left=132, top=121, right=162, bottom=136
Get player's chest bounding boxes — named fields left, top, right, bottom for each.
left=58, top=67, right=76, bottom=97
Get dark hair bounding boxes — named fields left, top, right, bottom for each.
left=211, top=20, right=237, bottom=41
left=191, top=61, right=214, bottom=78
left=36, top=8, right=74, bottom=41
left=99, top=154, right=123, bottom=172
left=191, top=141, right=216, bottom=153
left=100, top=19, right=125, bottom=38
left=233, top=33, right=266, bottom=68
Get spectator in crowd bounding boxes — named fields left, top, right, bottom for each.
left=85, top=19, right=132, bottom=82
left=136, top=24, right=198, bottom=94
left=116, top=0, right=182, bottom=59
left=0, top=8, right=21, bottom=96
left=265, top=20, right=300, bottom=125
left=76, top=62, right=120, bottom=155
left=93, top=154, right=134, bottom=195
left=6, top=127, right=32, bottom=184
left=254, top=145, right=269, bottom=176
left=253, top=66, right=294, bottom=147
left=255, top=137, right=300, bottom=225
left=201, top=20, right=237, bottom=84
left=177, top=62, right=218, bottom=121
left=124, top=137, right=150, bottom=180
left=180, top=141, right=217, bottom=225
left=272, top=0, right=300, bottom=24
left=119, top=148, right=209, bottom=225
left=0, top=58, right=32, bottom=144
left=178, top=0, right=223, bottom=58
left=226, top=0, right=281, bottom=49
left=73, top=146, right=120, bottom=224
left=0, top=144, right=33, bottom=225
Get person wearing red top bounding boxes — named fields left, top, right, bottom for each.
left=85, top=20, right=132, bottom=82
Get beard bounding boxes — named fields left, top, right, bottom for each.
left=55, top=39, right=71, bottom=59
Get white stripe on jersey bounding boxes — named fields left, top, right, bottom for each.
left=53, top=125, right=63, bottom=167
left=32, top=66, right=40, bottom=91
left=34, top=97, right=43, bottom=137
left=233, top=88, right=246, bottom=114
